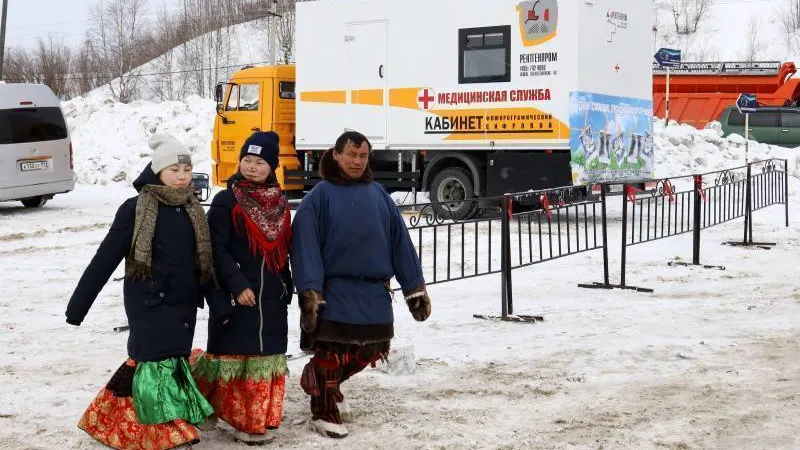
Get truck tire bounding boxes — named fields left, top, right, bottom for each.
left=21, top=196, right=48, bottom=208
left=429, top=168, right=478, bottom=220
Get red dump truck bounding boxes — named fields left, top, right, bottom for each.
left=652, top=60, right=800, bottom=129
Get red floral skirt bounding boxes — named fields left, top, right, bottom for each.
left=190, top=349, right=287, bottom=435
left=77, top=359, right=199, bottom=450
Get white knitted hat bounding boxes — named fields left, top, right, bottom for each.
left=148, top=133, right=192, bottom=174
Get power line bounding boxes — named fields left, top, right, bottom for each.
left=3, top=60, right=274, bottom=83
left=5, top=6, right=287, bottom=42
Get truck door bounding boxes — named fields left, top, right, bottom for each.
left=778, top=110, right=800, bottom=147
left=216, top=82, right=265, bottom=182
left=345, top=22, right=388, bottom=144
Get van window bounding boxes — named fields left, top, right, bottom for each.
left=780, top=111, right=800, bottom=127
left=225, top=84, right=260, bottom=111
left=726, top=109, right=777, bottom=127
left=0, top=107, right=68, bottom=145
left=458, top=26, right=511, bottom=84
left=749, top=111, right=778, bottom=127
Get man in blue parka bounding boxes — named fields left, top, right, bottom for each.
left=291, top=131, right=431, bottom=438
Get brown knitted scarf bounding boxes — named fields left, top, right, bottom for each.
left=126, top=185, right=215, bottom=285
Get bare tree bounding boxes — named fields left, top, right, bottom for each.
left=742, top=17, right=762, bottom=62
left=780, top=0, right=800, bottom=53
left=2, top=47, right=36, bottom=85
left=2, top=37, right=73, bottom=98
left=670, top=0, right=713, bottom=35
left=34, top=37, right=73, bottom=98
left=88, top=0, right=148, bottom=103
left=276, top=0, right=296, bottom=63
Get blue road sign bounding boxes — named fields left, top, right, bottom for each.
left=736, top=94, right=758, bottom=114
left=654, top=48, right=681, bottom=68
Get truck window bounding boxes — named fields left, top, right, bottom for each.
left=279, top=81, right=295, bottom=100
left=780, top=111, right=800, bottom=127
left=458, top=25, right=511, bottom=84
left=239, top=84, right=260, bottom=111
left=225, top=85, right=240, bottom=111
left=225, top=84, right=260, bottom=111
left=0, top=107, right=68, bottom=144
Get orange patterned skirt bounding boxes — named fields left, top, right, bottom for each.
left=190, top=350, right=287, bottom=435
left=77, top=360, right=199, bottom=450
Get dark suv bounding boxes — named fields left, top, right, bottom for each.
left=718, top=106, right=800, bottom=147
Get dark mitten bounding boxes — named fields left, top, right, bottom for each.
left=299, top=290, right=325, bottom=333
left=405, top=286, right=431, bottom=322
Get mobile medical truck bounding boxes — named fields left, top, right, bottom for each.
left=211, top=0, right=654, bottom=218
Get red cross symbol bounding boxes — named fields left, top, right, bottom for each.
left=418, top=88, right=435, bottom=110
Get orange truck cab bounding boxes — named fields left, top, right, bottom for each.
left=211, top=65, right=303, bottom=194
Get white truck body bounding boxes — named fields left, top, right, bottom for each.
left=295, top=0, right=654, bottom=184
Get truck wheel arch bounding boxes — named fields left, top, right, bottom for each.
left=422, top=153, right=484, bottom=197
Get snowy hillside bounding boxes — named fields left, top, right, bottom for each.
left=85, top=19, right=278, bottom=102
left=655, top=0, right=796, bottom=62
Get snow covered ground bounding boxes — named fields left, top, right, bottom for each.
left=1, top=168, right=799, bottom=450
left=2, top=106, right=800, bottom=449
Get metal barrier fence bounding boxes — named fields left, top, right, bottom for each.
left=398, top=158, right=789, bottom=322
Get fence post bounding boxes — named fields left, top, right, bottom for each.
left=505, top=194, right=514, bottom=315
left=744, top=163, right=753, bottom=244
left=500, top=194, right=510, bottom=318
left=620, top=183, right=629, bottom=288
left=786, top=159, right=790, bottom=228
left=692, top=175, right=702, bottom=265
left=601, top=186, right=610, bottom=286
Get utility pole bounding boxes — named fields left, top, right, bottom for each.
left=267, top=0, right=279, bottom=66
left=0, top=0, right=9, bottom=81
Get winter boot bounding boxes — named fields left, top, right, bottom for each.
left=338, top=399, right=353, bottom=423
left=310, top=419, right=349, bottom=438
left=232, top=430, right=276, bottom=445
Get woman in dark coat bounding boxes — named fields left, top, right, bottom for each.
left=190, top=131, right=293, bottom=445
left=65, top=134, right=216, bottom=450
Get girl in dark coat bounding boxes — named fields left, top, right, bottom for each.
left=190, top=131, right=293, bottom=445
left=65, top=134, right=216, bottom=450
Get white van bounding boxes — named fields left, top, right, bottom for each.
left=0, top=83, right=74, bottom=207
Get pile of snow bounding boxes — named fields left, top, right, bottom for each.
left=62, top=95, right=216, bottom=185
left=62, top=96, right=800, bottom=188
left=653, top=119, right=800, bottom=179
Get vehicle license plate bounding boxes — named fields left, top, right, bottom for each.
left=19, top=160, right=49, bottom=172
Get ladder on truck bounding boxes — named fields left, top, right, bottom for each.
left=652, top=61, right=785, bottom=76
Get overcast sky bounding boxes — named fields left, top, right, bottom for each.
left=3, top=0, right=178, bottom=49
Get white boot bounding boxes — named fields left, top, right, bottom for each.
left=232, top=430, right=276, bottom=445
left=310, top=419, right=349, bottom=438
left=338, top=399, right=353, bottom=423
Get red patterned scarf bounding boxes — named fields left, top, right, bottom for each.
left=230, top=180, right=291, bottom=273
